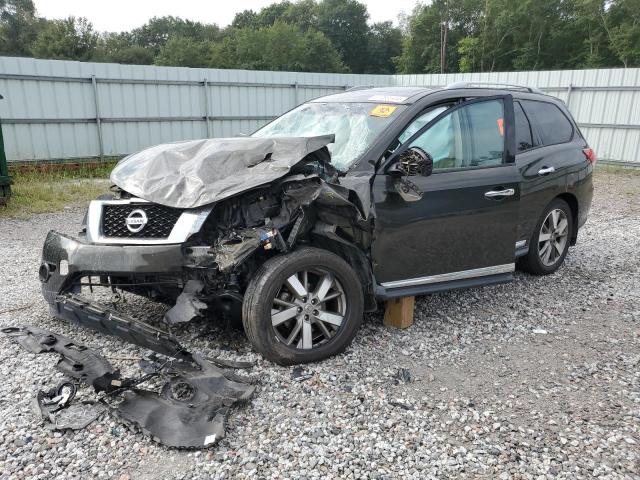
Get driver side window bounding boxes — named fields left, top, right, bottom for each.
left=400, top=99, right=505, bottom=171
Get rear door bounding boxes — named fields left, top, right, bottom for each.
left=515, top=99, right=582, bottom=242
left=372, top=95, right=520, bottom=286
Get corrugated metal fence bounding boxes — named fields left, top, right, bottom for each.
left=0, top=56, right=639, bottom=164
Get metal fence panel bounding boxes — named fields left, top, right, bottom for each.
left=0, top=56, right=638, bottom=164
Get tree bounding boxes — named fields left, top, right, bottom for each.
left=367, top=22, right=402, bottom=73
left=317, top=0, right=370, bottom=72
left=232, top=10, right=259, bottom=29
left=133, top=16, right=220, bottom=55
left=232, top=1, right=318, bottom=30
left=607, top=0, right=640, bottom=67
left=396, top=1, right=465, bottom=73
left=31, top=16, right=97, bottom=60
left=93, top=32, right=154, bottom=64
left=0, top=0, right=40, bottom=56
left=155, top=37, right=213, bottom=68
left=209, top=22, right=346, bottom=72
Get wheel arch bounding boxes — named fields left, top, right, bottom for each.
left=556, top=192, right=579, bottom=245
left=307, top=235, right=377, bottom=312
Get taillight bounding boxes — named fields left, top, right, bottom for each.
left=583, top=148, right=597, bottom=165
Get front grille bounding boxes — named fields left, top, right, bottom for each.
left=101, top=204, right=182, bottom=238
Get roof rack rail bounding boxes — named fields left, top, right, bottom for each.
left=445, top=81, right=544, bottom=95
left=345, top=85, right=376, bottom=92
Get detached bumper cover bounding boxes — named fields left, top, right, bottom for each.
left=40, top=230, right=186, bottom=304
left=40, top=230, right=194, bottom=359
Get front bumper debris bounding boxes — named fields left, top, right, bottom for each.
left=40, top=230, right=186, bottom=305
left=3, top=325, right=256, bottom=448
left=54, top=294, right=193, bottom=362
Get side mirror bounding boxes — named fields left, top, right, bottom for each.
left=388, top=147, right=433, bottom=177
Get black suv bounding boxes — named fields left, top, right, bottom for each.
left=40, top=84, right=595, bottom=365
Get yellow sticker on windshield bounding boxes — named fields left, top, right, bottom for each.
left=370, top=104, right=397, bottom=118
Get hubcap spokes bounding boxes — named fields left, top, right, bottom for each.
left=538, top=208, right=569, bottom=266
left=271, top=269, right=346, bottom=350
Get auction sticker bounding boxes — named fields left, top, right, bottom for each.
left=370, top=104, right=398, bottom=117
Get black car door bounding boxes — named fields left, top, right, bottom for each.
left=371, top=95, right=520, bottom=288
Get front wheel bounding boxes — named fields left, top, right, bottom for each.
left=518, top=198, right=573, bottom=275
left=242, top=247, right=364, bottom=365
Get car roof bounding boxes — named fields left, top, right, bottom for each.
left=310, top=86, right=434, bottom=105
left=310, top=85, right=553, bottom=105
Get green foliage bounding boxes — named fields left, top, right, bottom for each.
left=132, top=16, right=220, bottom=55
left=397, top=0, right=639, bottom=73
left=4, top=0, right=640, bottom=74
left=367, top=21, right=403, bottom=74
left=155, top=37, right=214, bottom=68
left=31, top=16, right=97, bottom=61
left=93, top=33, right=154, bottom=65
left=210, top=22, right=346, bottom=72
left=0, top=0, right=39, bottom=56
left=316, top=0, right=370, bottom=72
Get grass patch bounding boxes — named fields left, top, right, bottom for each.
left=596, top=163, right=640, bottom=176
left=1, top=161, right=116, bottom=219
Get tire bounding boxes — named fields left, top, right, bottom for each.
left=519, top=198, right=573, bottom=275
left=242, top=247, right=364, bottom=365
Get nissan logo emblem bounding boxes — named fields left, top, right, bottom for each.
left=126, top=209, right=148, bottom=233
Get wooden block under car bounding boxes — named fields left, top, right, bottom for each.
left=383, top=296, right=415, bottom=329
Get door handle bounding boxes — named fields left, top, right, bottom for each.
left=485, top=188, right=515, bottom=199
left=538, top=166, right=555, bottom=175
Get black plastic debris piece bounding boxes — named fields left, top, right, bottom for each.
left=163, top=280, right=208, bottom=325
left=38, top=401, right=107, bottom=431
left=291, top=366, right=313, bottom=382
left=393, top=367, right=413, bottom=384
left=31, top=381, right=107, bottom=430
left=53, top=294, right=194, bottom=363
left=115, top=354, right=255, bottom=448
left=389, top=399, right=414, bottom=410
left=2, top=325, right=120, bottom=392
left=36, top=381, right=77, bottom=414
left=207, top=356, right=254, bottom=370
left=5, top=325, right=256, bottom=448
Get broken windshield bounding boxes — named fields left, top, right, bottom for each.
left=252, top=102, right=406, bottom=171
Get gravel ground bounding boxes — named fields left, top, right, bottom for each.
left=1, top=171, right=639, bottom=480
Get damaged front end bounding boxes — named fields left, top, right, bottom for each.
left=40, top=135, right=377, bottom=347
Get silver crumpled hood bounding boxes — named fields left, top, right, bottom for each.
left=110, top=135, right=335, bottom=209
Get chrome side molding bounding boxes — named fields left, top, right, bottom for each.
left=381, top=263, right=515, bottom=289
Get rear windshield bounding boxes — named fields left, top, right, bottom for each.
left=253, top=102, right=406, bottom=171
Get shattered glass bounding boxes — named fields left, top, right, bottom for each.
left=253, top=102, right=405, bottom=171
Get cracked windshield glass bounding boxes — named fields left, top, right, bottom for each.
left=253, top=102, right=406, bottom=171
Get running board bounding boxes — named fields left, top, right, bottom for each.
left=53, top=294, right=193, bottom=362
left=375, top=272, right=513, bottom=300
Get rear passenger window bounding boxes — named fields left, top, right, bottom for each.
left=521, top=100, right=573, bottom=145
left=514, top=102, right=534, bottom=151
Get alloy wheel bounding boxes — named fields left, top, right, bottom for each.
left=271, top=268, right=346, bottom=350
left=538, top=208, right=569, bottom=266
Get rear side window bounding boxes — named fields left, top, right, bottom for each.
left=514, top=102, right=534, bottom=152
left=521, top=100, right=573, bottom=145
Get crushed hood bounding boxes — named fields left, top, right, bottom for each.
left=110, top=135, right=335, bottom=209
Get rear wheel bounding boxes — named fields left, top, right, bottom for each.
left=242, top=247, right=364, bottom=365
left=519, top=198, right=573, bottom=275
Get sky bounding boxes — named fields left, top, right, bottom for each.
left=33, top=0, right=422, bottom=33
